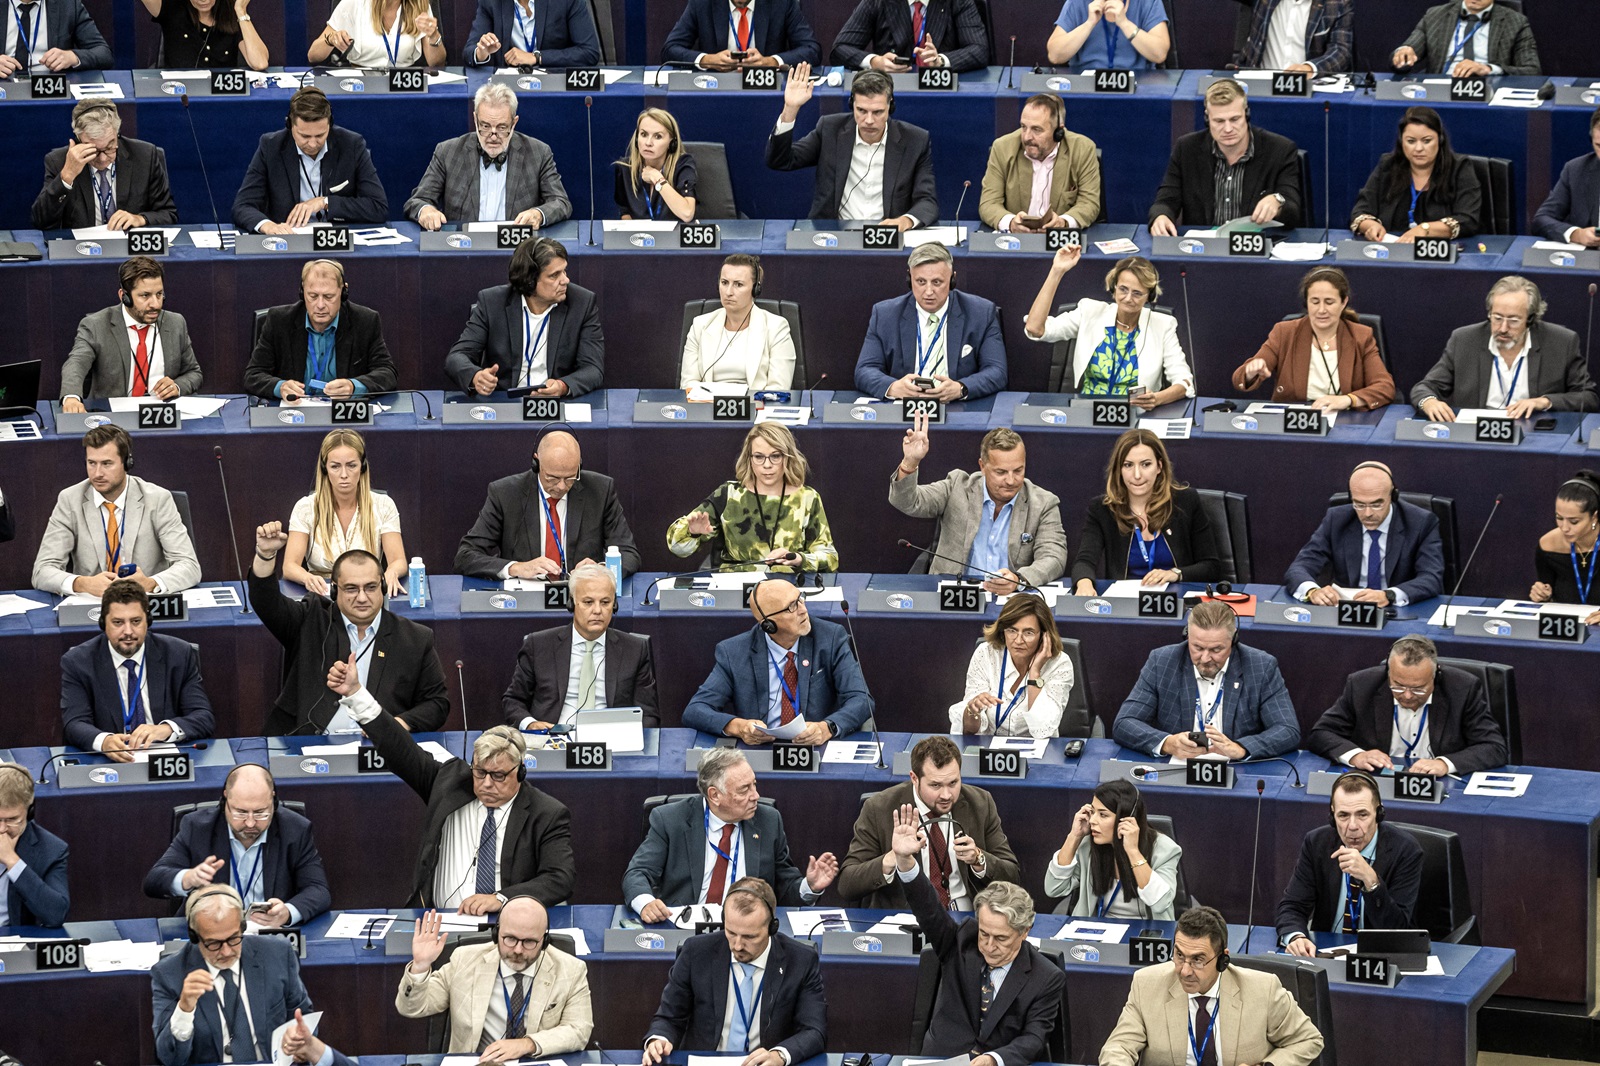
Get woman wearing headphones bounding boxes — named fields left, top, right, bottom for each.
left=1024, top=246, right=1193, bottom=408
left=667, top=423, right=837, bottom=573
left=1047, top=779, right=1182, bottom=919
left=283, top=429, right=408, bottom=597
left=1072, top=428, right=1221, bottom=594
left=948, top=593, right=1082, bottom=738
left=1232, top=266, right=1394, bottom=412
left=1531, top=471, right=1600, bottom=623
left=679, top=255, right=796, bottom=392
left=308, top=0, right=445, bottom=66
left=615, top=109, right=698, bottom=223
left=140, top=0, right=269, bottom=68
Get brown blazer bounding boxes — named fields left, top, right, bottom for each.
left=1231, top=317, right=1394, bottom=409
left=978, top=128, right=1101, bottom=230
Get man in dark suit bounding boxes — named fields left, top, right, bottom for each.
left=1534, top=112, right=1600, bottom=247
left=61, top=256, right=204, bottom=413
left=231, top=87, right=387, bottom=234
left=642, top=878, right=827, bottom=1064
left=839, top=736, right=1020, bottom=909
left=32, top=101, right=177, bottom=230
left=456, top=431, right=641, bottom=580
left=0, top=0, right=113, bottom=72
left=152, top=885, right=313, bottom=1066
left=683, top=579, right=873, bottom=745
left=1308, top=634, right=1508, bottom=776
left=405, top=83, right=571, bottom=230
left=60, top=580, right=215, bottom=757
left=624, top=749, right=835, bottom=920
left=892, top=806, right=1063, bottom=1065
left=444, top=237, right=604, bottom=398
left=502, top=562, right=658, bottom=728
left=661, top=0, right=819, bottom=69
left=855, top=241, right=1007, bottom=401
left=144, top=765, right=331, bottom=926
left=1276, top=771, right=1424, bottom=955
left=1412, top=275, right=1599, bottom=419
left=465, top=0, right=601, bottom=66
left=243, top=259, right=398, bottom=401
left=1114, top=601, right=1301, bottom=760
left=1149, top=78, right=1301, bottom=235
left=831, top=0, right=988, bottom=72
left=1233, top=0, right=1354, bottom=73
left=1285, top=460, right=1446, bottom=608
left=0, top=762, right=70, bottom=928
left=345, top=709, right=575, bottom=912
left=767, top=65, right=938, bottom=230
left=1392, top=0, right=1540, bottom=77
left=250, top=524, right=449, bottom=735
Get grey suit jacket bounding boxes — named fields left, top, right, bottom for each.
left=32, top=476, right=200, bottom=594
left=889, top=468, right=1067, bottom=585
left=32, top=137, right=178, bottom=230
left=404, top=132, right=572, bottom=225
left=1399, top=1, right=1540, bottom=75
left=622, top=795, right=810, bottom=907
left=61, top=306, right=203, bottom=402
left=1410, top=321, right=1599, bottom=413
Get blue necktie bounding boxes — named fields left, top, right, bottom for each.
left=218, top=969, right=257, bottom=1062
left=123, top=659, right=141, bottom=731
left=95, top=168, right=116, bottom=225
left=727, top=961, right=755, bottom=1052
left=475, top=808, right=499, bottom=895
left=1365, top=529, right=1383, bottom=591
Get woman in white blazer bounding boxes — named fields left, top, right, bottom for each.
left=1046, top=779, right=1183, bottom=919
left=1023, top=245, right=1193, bottom=407
left=680, top=254, right=796, bottom=392
left=949, top=593, right=1081, bottom=738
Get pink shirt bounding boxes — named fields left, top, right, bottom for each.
left=1028, top=147, right=1058, bottom=217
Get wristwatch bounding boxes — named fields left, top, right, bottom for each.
left=1272, top=193, right=1287, bottom=206
left=495, top=892, right=508, bottom=905
left=826, top=720, right=840, bottom=738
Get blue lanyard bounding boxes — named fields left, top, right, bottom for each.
left=118, top=658, right=146, bottom=733
left=1188, top=996, right=1220, bottom=1066
left=1406, top=183, right=1422, bottom=229
left=994, top=654, right=1027, bottom=732
left=728, top=6, right=750, bottom=51
left=646, top=185, right=660, bottom=220
left=232, top=844, right=264, bottom=902
left=539, top=489, right=566, bottom=570
left=1094, top=880, right=1121, bottom=919
left=704, top=807, right=742, bottom=891
left=1194, top=681, right=1223, bottom=731
left=514, top=1, right=537, bottom=51
left=1345, top=874, right=1363, bottom=930
left=1393, top=701, right=1429, bottom=763
left=11, top=1, right=40, bottom=62
left=1492, top=354, right=1523, bottom=408
left=730, top=967, right=765, bottom=1050
left=1445, top=18, right=1476, bottom=66
left=101, top=500, right=128, bottom=570
left=916, top=313, right=946, bottom=377
left=522, top=305, right=551, bottom=386
left=1132, top=528, right=1165, bottom=569
left=1101, top=22, right=1118, bottom=65
left=1572, top=544, right=1596, bottom=603
left=380, top=13, right=403, bottom=66
left=500, top=971, right=531, bottom=1035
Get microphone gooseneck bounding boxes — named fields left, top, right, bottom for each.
left=1242, top=778, right=1266, bottom=954
left=456, top=659, right=471, bottom=762
left=838, top=599, right=885, bottom=770
left=585, top=95, right=597, bottom=247
left=179, top=93, right=225, bottom=244
left=1442, top=494, right=1503, bottom=619
left=213, top=445, right=252, bottom=614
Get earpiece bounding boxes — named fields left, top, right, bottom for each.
left=724, top=883, right=780, bottom=936
left=1352, top=460, right=1399, bottom=501
left=186, top=884, right=246, bottom=944
left=1215, top=948, right=1230, bottom=971
left=120, top=289, right=134, bottom=308
left=754, top=592, right=779, bottom=635
left=750, top=256, right=763, bottom=299
left=0, top=763, right=36, bottom=822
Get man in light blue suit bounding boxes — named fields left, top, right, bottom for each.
left=464, top=0, right=601, bottom=66
left=1113, top=601, right=1300, bottom=761
left=683, top=580, right=872, bottom=745
left=855, top=242, right=1008, bottom=401
left=152, top=885, right=312, bottom=1066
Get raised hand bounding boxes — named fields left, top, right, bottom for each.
left=410, top=909, right=446, bottom=970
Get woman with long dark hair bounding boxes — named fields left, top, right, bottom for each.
left=1350, top=106, right=1481, bottom=241
left=140, top=0, right=268, bottom=68
left=1046, top=779, right=1182, bottom=919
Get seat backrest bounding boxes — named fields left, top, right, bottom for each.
left=1143, top=814, right=1190, bottom=910
left=1230, top=955, right=1337, bottom=1066
left=1032, top=945, right=1072, bottom=1061
left=1297, top=148, right=1315, bottom=228
left=252, top=308, right=269, bottom=350
left=642, top=792, right=775, bottom=839
left=1436, top=656, right=1520, bottom=764
left=678, top=298, right=807, bottom=390
left=168, top=490, right=197, bottom=552
left=1324, top=491, right=1459, bottom=591
left=910, top=944, right=943, bottom=1052
left=972, top=0, right=996, bottom=65
left=683, top=142, right=739, bottom=220
left=1277, top=311, right=1393, bottom=376
left=1461, top=154, right=1514, bottom=236
left=171, top=798, right=307, bottom=839
left=587, top=0, right=617, bottom=62
left=1194, top=489, right=1241, bottom=585
left=1387, top=821, right=1476, bottom=943
left=1160, top=0, right=1179, bottom=68
left=1057, top=637, right=1094, bottom=736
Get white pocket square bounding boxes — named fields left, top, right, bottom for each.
left=961, top=344, right=973, bottom=356
left=329, top=180, right=350, bottom=193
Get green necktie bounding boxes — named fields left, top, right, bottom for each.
left=578, top=639, right=597, bottom=710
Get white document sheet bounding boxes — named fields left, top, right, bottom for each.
left=787, top=909, right=849, bottom=936
left=989, top=736, right=1048, bottom=759
left=184, top=586, right=242, bottom=609
left=822, top=740, right=881, bottom=763
left=1400, top=955, right=1446, bottom=976
left=1138, top=417, right=1192, bottom=438
left=84, top=939, right=164, bottom=971
left=302, top=742, right=360, bottom=756
left=865, top=912, right=917, bottom=934
left=1053, top=920, right=1129, bottom=943
left=70, top=82, right=124, bottom=99
left=549, top=928, right=591, bottom=955
left=1103, top=579, right=1167, bottom=597
left=0, top=420, right=42, bottom=441
left=270, top=1010, right=322, bottom=1066
left=72, top=225, right=180, bottom=241
left=756, top=405, right=812, bottom=426
left=188, top=228, right=240, bottom=249
left=1463, top=771, right=1531, bottom=798
left=127, top=743, right=182, bottom=763
left=323, top=913, right=396, bottom=939
left=1245, top=402, right=1339, bottom=426
left=417, top=740, right=457, bottom=764
left=0, top=594, right=50, bottom=617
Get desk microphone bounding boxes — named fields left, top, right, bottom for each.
left=1128, top=764, right=1189, bottom=779
left=361, top=389, right=436, bottom=420
left=213, top=445, right=251, bottom=614
left=585, top=95, right=597, bottom=247
left=804, top=370, right=829, bottom=420
left=1441, top=493, right=1503, bottom=621
left=1178, top=268, right=1226, bottom=417
left=952, top=180, right=971, bottom=249
left=838, top=599, right=885, bottom=770
left=1005, top=36, right=1016, bottom=89
left=1320, top=101, right=1331, bottom=233
left=455, top=659, right=470, bottom=761
left=806, top=70, right=844, bottom=87
left=896, top=538, right=1040, bottom=593
left=179, top=94, right=225, bottom=243
left=1242, top=778, right=1266, bottom=954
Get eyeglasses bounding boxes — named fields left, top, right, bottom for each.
left=225, top=805, right=273, bottom=824
left=540, top=471, right=582, bottom=489
left=476, top=122, right=513, bottom=137
left=750, top=452, right=786, bottom=467
left=1349, top=500, right=1388, bottom=513
left=1002, top=626, right=1040, bottom=641
left=1488, top=314, right=1526, bottom=328
left=338, top=582, right=381, bottom=597
left=199, top=932, right=245, bottom=952
left=767, top=597, right=805, bottom=617
left=471, top=765, right=517, bottom=783
left=1389, top=684, right=1432, bottom=697
left=85, top=140, right=119, bottom=160
left=499, top=933, right=544, bottom=950
left=1113, top=286, right=1148, bottom=300
left=1174, top=950, right=1218, bottom=969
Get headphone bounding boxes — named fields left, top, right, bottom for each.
left=724, top=882, right=780, bottom=936
left=121, top=287, right=134, bottom=309
left=754, top=591, right=779, bottom=635
left=1352, top=460, right=1399, bottom=502
left=479, top=725, right=529, bottom=781
left=220, top=763, right=280, bottom=813
left=748, top=255, right=763, bottom=298
left=1203, top=581, right=1251, bottom=604
left=1180, top=606, right=1240, bottom=648
left=186, top=883, right=247, bottom=944
left=1202, top=79, right=1250, bottom=124
left=1330, top=769, right=1386, bottom=827
left=1215, top=946, right=1230, bottom=971
left=1043, top=93, right=1067, bottom=142
left=529, top=420, right=581, bottom=476
left=286, top=87, right=331, bottom=130
left=499, top=895, right=552, bottom=951
left=304, top=258, right=349, bottom=303
left=0, top=763, right=36, bottom=822
left=852, top=71, right=895, bottom=116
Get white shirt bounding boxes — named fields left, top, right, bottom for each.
left=495, top=489, right=568, bottom=580
left=96, top=641, right=185, bottom=751
left=326, top=0, right=429, bottom=67
left=169, top=958, right=261, bottom=1062
left=4, top=0, right=50, bottom=71
left=481, top=956, right=541, bottom=1045
left=1483, top=332, right=1532, bottom=408
left=762, top=632, right=804, bottom=727
left=1261, top=0, right=1311, bottom=70
left=1157, top=657, right=1230, bottom=757
left=325, top=609, right=382, bottom=734
left=288, top=491, right=403, bottom=574
left=694, top=0, right=789, bottom=67
left=517, top=303, right=555, bottom=388
left=1338, top=700, right=1457, bottom=772
left=1294, top=507, right=1410, bottom=606
left=436, top=797, right=512, bottom=907
left=1305, top=337, right=1340, bottom=400
left=118, top=305, right=167, bottom=396
left=717, top=940, right=770, bottom=1052
left=1184, top=978, right=1225, bottom=1066
left=904, top=789, right=972, bottom=910
left=911, top=298, right=950, bottom=381
left=839, top=127, right=888, bottom=223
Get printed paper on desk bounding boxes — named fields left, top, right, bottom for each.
left=1245, top=402, right=1337, bottom=426
left=1095, top=238, right=1139, bottom=254
left=160, top=69, right=212, bottom=78
left=302, top=741, right=361, bottom=756
left=1463, top=771, right=1530, bottom=798
left=1138, top=417, right=1192, bottom=439
left=1270, top=242, right=1332, bottom=262
left=989, top=736, right=1048, bottom=759
left=1054, top=920, right=1129, bottom=943
left=787, top=908, right=849, bottom=936
left=0, top=420, right=42, bottom=441
left=1490, top=87, right=1541, bottom=108
left=324, top=913, right=397, bottom=939
left=503, top=578, right=550, bottom=592
left=270, top=1010, right=322, bottom=1066
left=602, top=220, right=679, bottom=232
left=904, top=1056, right=971, bottom=1066
left=822, top=740, right=881, bottom=763
left=866, top=912, right=917, bottom=934
left=84, top=938, right=164, bottom=972
left=188, top=229, right=240, bottom=249
left=563, top=403, right=593, bottom=423
left=427, top=71, right=468, bottom=85
left=73, top=225, right=180, bottom=241
left=689, top=1057, right=750, bottom=1066
left=905, top=226, right=967, bottom=248
left=184, top=586, right=242, bottom=609
left=549, top=927, right=591, bottom=955
left=1103, top=579, right=1167, bottom=597
left=755, top=717, right=808, bottom=741
left=0, top=594, right=51, bottom=617
left=756, top=405, right=812, bottom=426
left=70, top=82, right=123, bottom=99
left=127, top=743, right=182, bottom=763
left=573, top=710, right=645, bottom=753
left=417, top=740, right=456, bottom=764
left=1498, top=598, right=1595, bottom=618
left=441, top=1058, right=570, bottom=1066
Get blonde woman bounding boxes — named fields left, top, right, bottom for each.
left=614, top=108, right=698, bottom=223
left=284, top=430, right=407, bottom=597
left=667, top=423, right=837, bottom=572
left=309, top=0, right=445, bottom=67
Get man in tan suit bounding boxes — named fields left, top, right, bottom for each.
left=978, top=94, right=1101, bottom=234
left=1100, top=906, right=1323, bottom=1066
left=397, top=897, right=593, bottom=1059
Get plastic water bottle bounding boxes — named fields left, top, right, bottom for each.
left=408, top=556, right=428, bottom=608
left=605, top=545, right=623, bottom=592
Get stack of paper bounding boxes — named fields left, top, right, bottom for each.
left=0, top=594, right=50, bottom=618
left=1103, top=579, right=1167, bottom=597
left=323, top=913, right=397, bottom=939
left=821, top=740, right=881, bottom=763
left=1138, top=417, right=1192, bottom=438
left=84, top=939, right=164, bottom=972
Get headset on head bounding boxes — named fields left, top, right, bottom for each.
left=529, top=419, right=581, bottom=477
left=479, top=724, right=529, bottom=781
left=186, top=883, right=247, bottom=943
left=286, top=86, right=331, bottom=131
left=1330, top=769, right=1386, bottom=827
left=852, top=70, right=895, bottom=116
left=724, top=882, right=780, bottom=937
left=1180, top=605, right=1240, bottom=648
left=1351, top=460, right=1399, bottom=502
left=304, top=258, right=350, bottom=304
left=220, top=763, right=280, bottom=813
left=0, top=763, right=36, bottom=822
left=1043, top=93, right=1067, bottom=143
left=748, top=255, right=763, bottom=298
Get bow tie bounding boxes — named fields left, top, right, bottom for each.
left=481, top=147, right=509, bottom=171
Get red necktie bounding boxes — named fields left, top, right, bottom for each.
left=706, top=823, right=735, bottom=903
left=130, top=325, right=151, bottom=397
left=735, top=4, right=750, bottom=51
left=780, top=651, right=799, bottom=724
left=911, top=1, right=925, bottom=66
left=543, top=496, right=563, bottom=564
left=926, top=819, right=953, bottom=908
